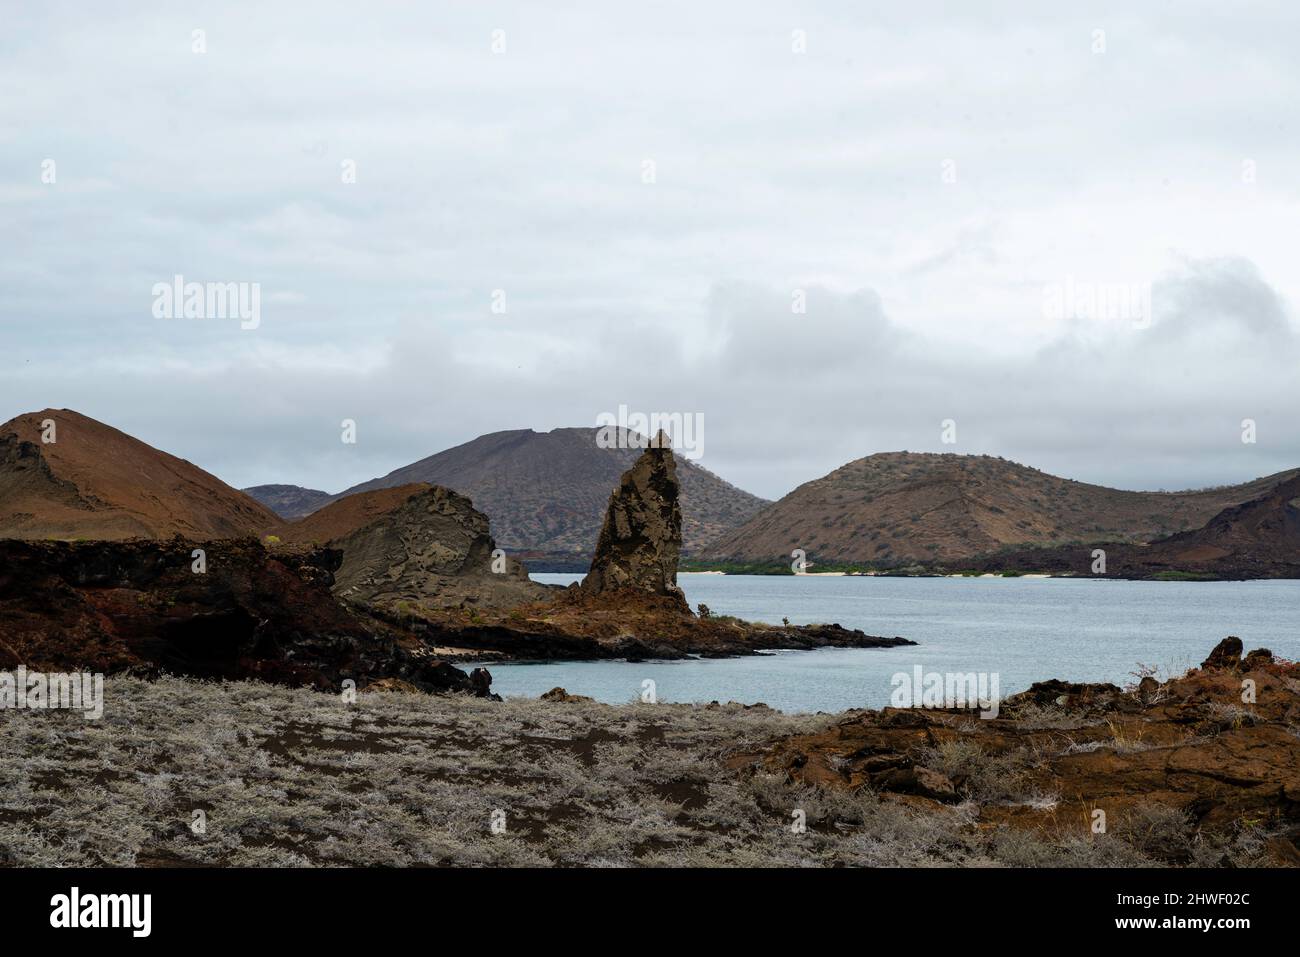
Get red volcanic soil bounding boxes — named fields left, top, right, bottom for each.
left=0, top=409, right=280, bottom=541
left=276, top=483, right=433, bottom=545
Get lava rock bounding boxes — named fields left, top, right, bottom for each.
left=581, top=434, right=689, bottom=611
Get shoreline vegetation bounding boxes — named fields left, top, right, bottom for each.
left=677, top=559, right=1228, bottom=581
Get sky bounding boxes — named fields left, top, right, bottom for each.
left=3, top=1, right=1299, bottom=501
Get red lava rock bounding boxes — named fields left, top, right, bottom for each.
left=730, top=640, right=1300, bottom=841
left=1201, top=636, right=1243, bottom=671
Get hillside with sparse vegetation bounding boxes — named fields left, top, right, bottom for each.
left=705, top=451, right=1298, bottom=565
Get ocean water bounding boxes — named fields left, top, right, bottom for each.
left=478, top=573, right=1300, bottom=713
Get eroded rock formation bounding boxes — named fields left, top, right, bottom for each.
left=581, top=434, right=688, bottom=611
left=329, top=485, right=550, bottom=612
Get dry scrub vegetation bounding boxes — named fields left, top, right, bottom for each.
left=0, top=678, right=1279, bottom=867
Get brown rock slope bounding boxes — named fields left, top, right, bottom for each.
left=276, top=483, right=435, bottom=545
left=955, top=473, right=1300, bottom=579
left=329, top=427, right=768, bottom=558
left=0, top=537, right=476, bottom=693
left=730, top=638, right=1300, bottom=858
left=704, top=451, right=1298, bottom=566
left=275, top=483, right=550, bottom=612
left=0, top=409, right=280, bottom=541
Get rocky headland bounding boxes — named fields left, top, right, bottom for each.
left=0, top=411, right=911, bottom=691
left=381, top=440, right=913, bottom=661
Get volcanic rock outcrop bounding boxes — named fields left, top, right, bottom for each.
left=580, top=434, right=689, bottom=612
left=0, top=537, right=478, bottom=694
left=732, top=640, right=1300, bottom=855
left=306, top=484, right=551, bottom=612
left=372, top=439, right=912, bottom=660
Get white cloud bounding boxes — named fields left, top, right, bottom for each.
left=2, top=2, right=1298, bottom=499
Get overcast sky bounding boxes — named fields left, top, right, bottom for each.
left=3, top=1, right=1299, bottom=500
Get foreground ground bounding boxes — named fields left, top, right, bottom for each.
left=3, top=645, right=1296, bottom=867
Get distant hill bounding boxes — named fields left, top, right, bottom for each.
left=956, top=473, right=1300, bottom=579
left=0, top=409, right=280, bottom=540
left=703, top=451, right=1300, bottom=565
left=266, top=428, right=768, bottom=559
left=243, top=484, right=333, bottom=520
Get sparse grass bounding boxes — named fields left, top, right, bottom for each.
left=919, top=740, right=1035, bottom=804
left=1203, top=702, right=1262, bottom=732
left=1104, top=718, right=1149, bottom=753
left=0, top=677, right=1277, bottom=868
left=998, top=699, right=1089, bottom=730
left=1118, top=805, right=1196, bottom=864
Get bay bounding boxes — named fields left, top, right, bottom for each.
left=479, top=573, right=1300, bottom=713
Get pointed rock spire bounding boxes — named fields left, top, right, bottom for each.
left=581, top=432, right=689, bottom=610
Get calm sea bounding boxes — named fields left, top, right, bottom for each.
left=477, top=573, right=1300, bottom=713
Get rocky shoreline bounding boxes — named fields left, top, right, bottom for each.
left=727, top=637, right=1300, bottom=862
left=395, top=605, right=914, bottom=663
left=3, top=636, right=1295, bottom=868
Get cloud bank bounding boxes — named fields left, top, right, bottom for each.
left=3, top=2, right=1298, bottom=499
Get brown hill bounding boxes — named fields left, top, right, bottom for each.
left=275, top=484, right=434, bottom=545
left=960, top=473, right=1300, bottom=579
left=0, top=409, right=280, bottom=541
left=1157, top=473, right=1300, bottom=560
left=704, top=451, right=1299, bottom=565
left=330, top=427, right=768, bottom=558
left=242, top=484, right=333, bottom=520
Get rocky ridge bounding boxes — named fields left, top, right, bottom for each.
left=946, top=473, right=1300, bottom=579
